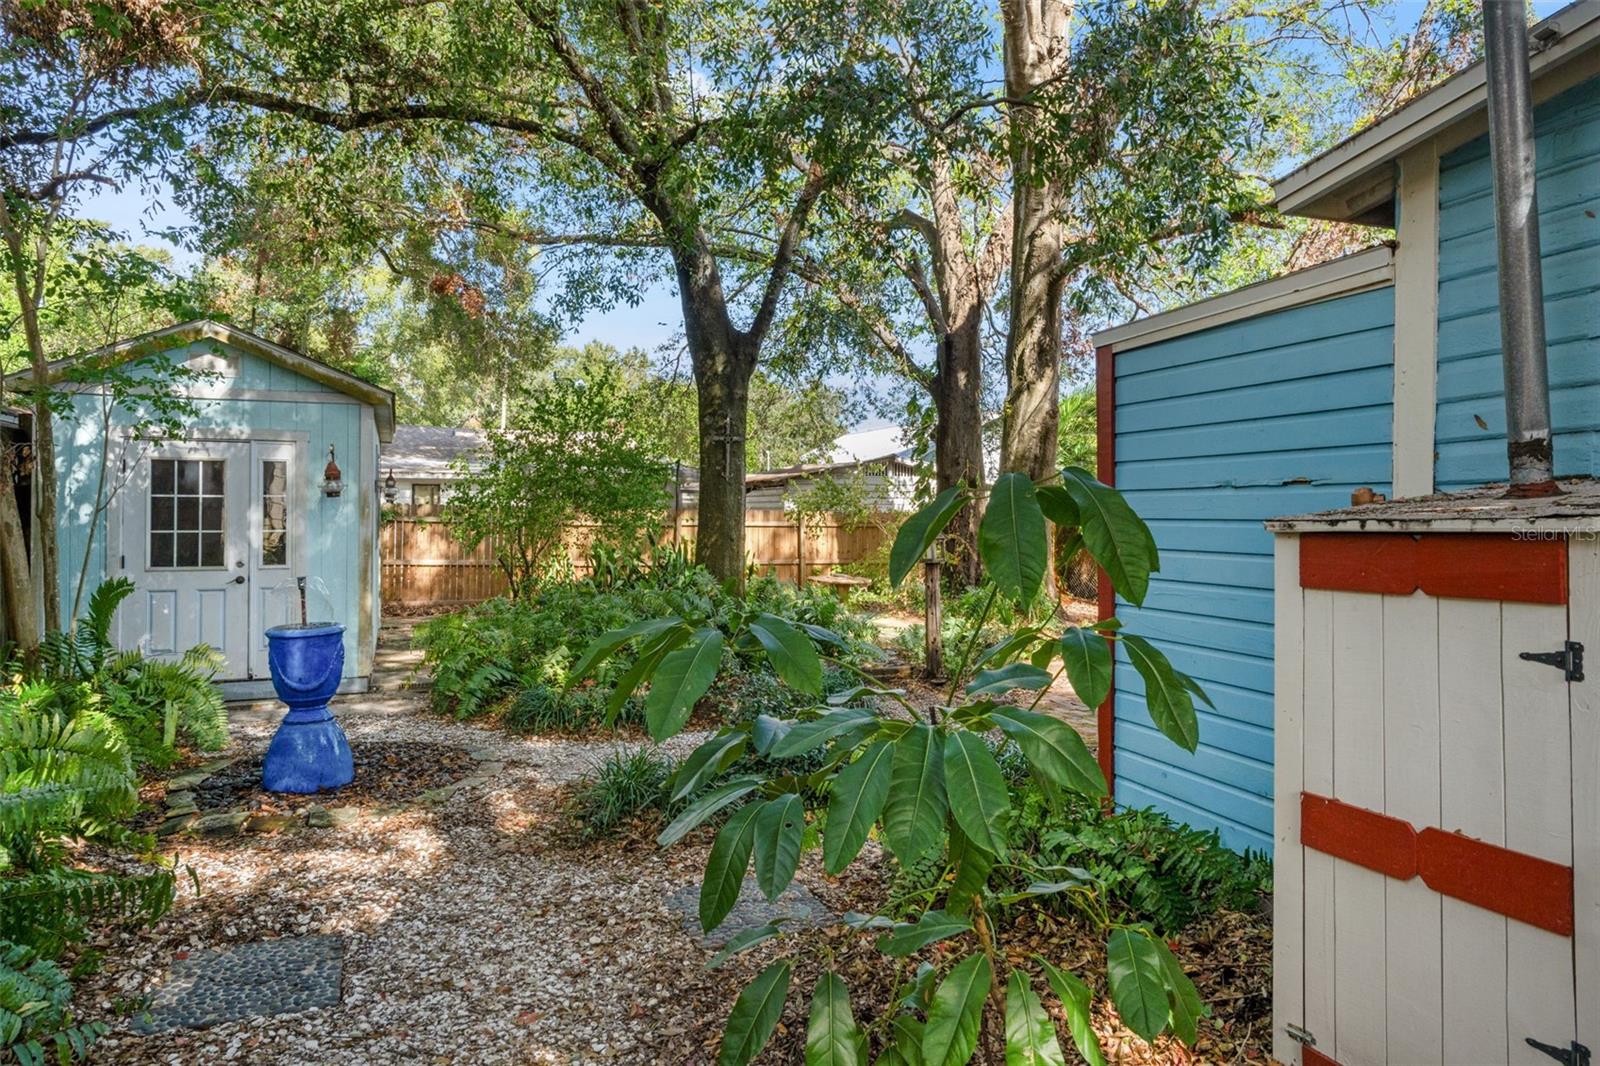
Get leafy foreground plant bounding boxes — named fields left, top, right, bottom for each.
left=572, top=468, right=1213, bottom=1064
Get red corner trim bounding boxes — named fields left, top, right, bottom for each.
left=1417, top=828, right=1575, bottom=937
left=1302, top=1046, right=1342, bottom=1066
left=1095, top=343, right=1116, bottom=796
left=1300, top=792, right=1575, bottom=935
left=1299, top=532, right=1567, bottom=604
left=1300, top=793, right=1417, bottom=880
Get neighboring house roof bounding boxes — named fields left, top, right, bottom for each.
left=746, top=453, right=919, bottom=488
left=382, top=424, right=488, bottom=480
left=10, top=319, right=397, bottom=441
left=824, top=426, right=913, bottom=464
left=1273, top=0, right=1600, bottom=222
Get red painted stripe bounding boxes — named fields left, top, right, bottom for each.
left=1301, top=793, right=1417, bottom=880
left=1095, top=344, right=1116, bottom=796
left=1302, top=1046, right=1341, bottom=1066
left=1417, top=827, right=1575, bottom=937
left=1299, top=532, right=1567, bottom=604
left=1299, top=792, right=1575, bottom=935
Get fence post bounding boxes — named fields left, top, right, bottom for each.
left=796, top=514, right=805, bottom=587
left=923, top=547, right=943, bottom=681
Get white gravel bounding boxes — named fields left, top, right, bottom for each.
left=84, top=671, right=726, bottom=1065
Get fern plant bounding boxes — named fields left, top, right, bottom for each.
left=0, top=939, right=108, bottom=1066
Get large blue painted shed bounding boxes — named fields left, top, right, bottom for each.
left=1091, top=1, right=1600, bottom=854
left=18, top=320, right=395, bottom=697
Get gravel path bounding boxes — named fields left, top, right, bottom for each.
left=82, top=625, right=736, bottom=1065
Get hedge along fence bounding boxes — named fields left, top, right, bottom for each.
left=379, top=507, right=895, bottom=608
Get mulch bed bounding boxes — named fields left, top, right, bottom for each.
left=177, top=741, right=477, bottom=818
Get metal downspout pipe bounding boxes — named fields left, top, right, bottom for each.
left=1482, top=0, right=1560, bottom=496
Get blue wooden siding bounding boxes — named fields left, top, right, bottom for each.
left=1112, top=286, right=1395, bottom=854
left=1435, top=75, right=1600, bottom=488
left=54, top=339, right=370, bottom=678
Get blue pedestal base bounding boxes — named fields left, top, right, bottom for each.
left=262, top=622, right=353, bottom=794
left=263, top=709, right=354, bottom=793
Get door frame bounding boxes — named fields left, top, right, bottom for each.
left=107, top=427, right=310, bottom=680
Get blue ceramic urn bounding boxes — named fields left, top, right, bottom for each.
left=262, top=623, right=354, bottom=793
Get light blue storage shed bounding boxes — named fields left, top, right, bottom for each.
left=1092, top=3, right=1600, bottom=854
left=20, top=320, right=395, bottom=696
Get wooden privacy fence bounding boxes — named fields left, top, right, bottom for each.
left=380, top=508, right=893, bottom=608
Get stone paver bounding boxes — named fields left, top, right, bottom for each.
left=131, top=936, right=344, bottom=1034
left=664, top=876, right=833, bottom=949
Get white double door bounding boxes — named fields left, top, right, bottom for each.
left=114, top=437, right=304, bottom=681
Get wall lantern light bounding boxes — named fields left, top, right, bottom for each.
left=383, top=469, right=397, bottom=504
left=322, top=445, right=344, bottom=497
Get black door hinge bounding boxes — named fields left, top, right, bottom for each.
left=1520, top=641, right=1584, bottom=682
left=1526, top=1038, right=1591, bottom=1066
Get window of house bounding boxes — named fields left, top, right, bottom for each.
left=413, top=482, right=442, bottom=506
left=150, top=458, right=224, bottom=568
left=262, top=459, right=289, bottom=566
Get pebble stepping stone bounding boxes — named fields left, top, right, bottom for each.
left=666, top=876, right=833, bottom=949
left=131, top=935, right=344, bottom=1033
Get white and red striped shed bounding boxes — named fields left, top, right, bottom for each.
left=1268, top=482, right=1600, bottom=1066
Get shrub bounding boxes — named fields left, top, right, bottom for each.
left=569, top=748, right=674, bottom=838
left=1010, top=786, right=1269, bottom=935
left=505, top=683, right=644, bottom=734
left=417, top=566, right=878, bottom=724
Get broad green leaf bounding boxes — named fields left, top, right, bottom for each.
left=946, top=825, right=995, bottom=916
left=1004, top=970, right=1066, bottom=1066
left=989, top=707, right=1105, bottom=797
left=671, top=730, right=750, bottom=802
left=1152, top=938, right=1206, bottom=1046
left=753, top=794, right=805, bottom=901
left=883, top=724, right=948, bottom=864
left=965, top=662, right=1054, bottom=697
left=658, top=778, right=762, bottom=847
left=922, top=953, right=992, bottom=1066
left=979, top=473, right=1048, bottom=606
left=1176, top=669, right=1215, bottom=709
left=701, top=802, right=761, bottom=932
left=751, top=713, right=793, bottom=754
left=823, top=741, right=894, bottom=874
left=566, top=616, right=680, bottom=687
left=1106, top=928, right=1169, bottom=1044
left=771, top=707, right=879, bottom=759
left=806, top=972, right=866, bottom=1066
left=750, top=613, right=823, bottom=695
left=887, top=1014, right=929, bottom=1066
left=877, top=910, right=972, bottom=957
left=1060, top=466, right=1158, bottom=606
left=1058, top=627, right=1113, bottom=710
left=646, top=628, right=725, bottom=741
left=1119, top=634, right=1199, bottom=752
left=942, top=731, right=1010, bottom=857
left=890, top=485, right=967, bottom=587
left=1035, top=957, right=1106, bottom=1066
left=1034, top=484, right=1079, bottom=529
left=827, top=683, right=905, bottom=705
left=798, top=622, right=849, bottom=648
left=974, top=628, right=1042, bottom=671
left=705, top=922, right=785, bottom=969
left=606, top=633, right=683, bottom=724
left=719, top=960, right=791, bottom=1066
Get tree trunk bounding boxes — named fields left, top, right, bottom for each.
left=1000, top=0, right=1071, bottom=485
left=676, top=248, right=756, bottom=589
left=31, top=388, right=58, bottom=632
left=933, top=311, right=986, bottom=587
left=0, top=454, right=38, bottom=652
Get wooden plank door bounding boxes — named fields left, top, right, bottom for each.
left=1278, top=533, right=1581, bottom=1066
